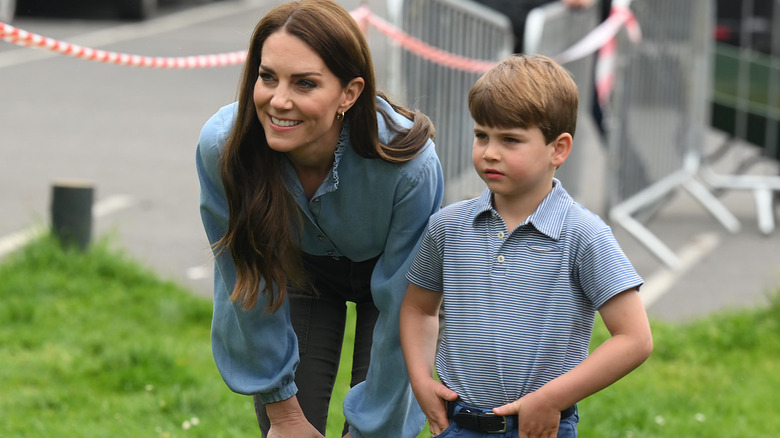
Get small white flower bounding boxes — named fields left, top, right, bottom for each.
left=625, top=431, right=634, bottom=438
left=145, top=384, right=154, bottom=392
left=695, top=413, right=706, bottom=422
left=190, top=417, right=200, bottom=426
left=655, top=415, right=666, bottom=426
left=182, top=420, right=192, bottom=430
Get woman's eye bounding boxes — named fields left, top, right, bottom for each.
left=297, top=79, right=316, bottom=89
left=258, top=72, right=274, bottom=82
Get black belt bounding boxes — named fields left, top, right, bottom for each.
left=447, top=401, right=576, bottom=434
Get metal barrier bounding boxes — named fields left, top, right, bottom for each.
left=702, top=0, right=780, bottom=234
left=605, top=0, right=740, bottom=268
left=387, top=0, right=513, bottom=205
left=523, top=1, right=602, bottom=203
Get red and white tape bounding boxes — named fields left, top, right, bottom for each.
left=0, top=21, right=246, bottom=67
left=352, top=5, right=497, bottom=74
left=0, top=4, right=637, bottom=74
left=595, top=0, right=641, bottom=106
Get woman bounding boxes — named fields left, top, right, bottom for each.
left=196, top=1, right=444, bottom=437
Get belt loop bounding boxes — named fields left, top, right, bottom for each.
left=446, top=400, right=455, bottom=419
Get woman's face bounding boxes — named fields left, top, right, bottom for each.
left=254, top=30, right=356, bottom=167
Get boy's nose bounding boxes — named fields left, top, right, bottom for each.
left=482, top=143, right=500, bottom=161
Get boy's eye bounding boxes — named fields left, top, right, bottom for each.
left=474, top=132, right=488, bottom=140
left=504, top=137, right=520, bottom=143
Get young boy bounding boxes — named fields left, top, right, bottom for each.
left=400, top=55, right=653, bottom=438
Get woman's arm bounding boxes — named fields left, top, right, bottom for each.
left=196, top=106, right=307, bottom=424
left=341, top=146, right=444, bottom=438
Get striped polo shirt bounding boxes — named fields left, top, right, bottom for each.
left=406, top=180, right=643, bottom=408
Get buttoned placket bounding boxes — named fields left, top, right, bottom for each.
left=308, top=196, right=341, bottom=260
left=490, top=212, right=509, bottom=271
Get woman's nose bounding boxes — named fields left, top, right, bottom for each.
left=270, top=85, right=293, bottom=110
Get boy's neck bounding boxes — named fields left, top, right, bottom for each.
left=491, top=181, right=554, bottom=231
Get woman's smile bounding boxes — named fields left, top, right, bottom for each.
left=269, top=115, right=303, bottom=129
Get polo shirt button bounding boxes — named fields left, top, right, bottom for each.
left=313, top=198, right=320, bottom=203
left=497, top=231, right=505, bottom=239
left=497, top=255, right=505, bottom=263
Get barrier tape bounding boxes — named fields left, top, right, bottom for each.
left=595, top=0, right=640, bottom=106
left=0, top=4, right=637, bottom=74
left=352, top=5, right=496, bottom=74
left=0, top=21, right=247, bottom=67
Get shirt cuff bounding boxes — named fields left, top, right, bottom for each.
left=253, top=380, right=298, bottom=405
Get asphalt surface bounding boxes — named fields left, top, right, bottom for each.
left=1, top=0, right=778, bottom=324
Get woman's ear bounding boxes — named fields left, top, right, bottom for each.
left=339, top=77, right=365, bottom=113
left=550, top=132, right=573, bottom=168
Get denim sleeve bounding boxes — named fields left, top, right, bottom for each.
left=343, top=144, right=444, bottom=438
left=196, top=108, right=300, bottom=403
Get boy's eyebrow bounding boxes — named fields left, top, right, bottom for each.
left=258, top=64, right=322, bottom=78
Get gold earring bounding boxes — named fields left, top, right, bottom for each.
left=336, top=111, right=345, bottom=121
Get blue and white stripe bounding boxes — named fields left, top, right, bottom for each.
left=407, top=180, right=643, bottom=408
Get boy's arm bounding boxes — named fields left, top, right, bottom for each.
left=400, top=283, right=458, bottom=436
left=494, top=288, right=653, bottom=436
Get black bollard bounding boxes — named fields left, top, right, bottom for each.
left=51, top=181, right=94, bottom=251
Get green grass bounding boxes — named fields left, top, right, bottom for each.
left=1, top=235, right=779, bottom=437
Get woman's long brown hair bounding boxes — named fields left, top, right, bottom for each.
left=217, top=0, right=435, bottom=312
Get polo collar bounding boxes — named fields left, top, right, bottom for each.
left=471, top=179, right=573, bottom=240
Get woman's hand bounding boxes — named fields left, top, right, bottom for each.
left=267, top=422, right=323, bottom=438
left=265, top=396, right=324, bottom=438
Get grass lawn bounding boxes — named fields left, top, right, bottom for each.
left=1, top=235, right=778, bottom=437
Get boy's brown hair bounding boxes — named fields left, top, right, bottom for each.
left=468, top=54, right=579, bottom=144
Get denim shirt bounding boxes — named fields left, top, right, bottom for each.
left=196, top=97, right=444, bottom=438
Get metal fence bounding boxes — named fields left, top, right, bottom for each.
left=702, top=0, right=780, bottom=234
left=387, top=0, right=513, bottom=205
left=605, top=0, right=740, bottom=268
left=388, top=0, right=606, bottom=205
left=523, top=1, right=602, bottom=203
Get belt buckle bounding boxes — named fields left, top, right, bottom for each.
left=486, top=414, right=507, bottom=434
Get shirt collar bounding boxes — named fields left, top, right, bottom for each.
left=282, top=121, right=349, bottom=197
left=471, top=179, right=573, bottom=240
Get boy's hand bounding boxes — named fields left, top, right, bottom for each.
left=493, top=392, right=560, bottom=438
left=412, top=379, right=458, bottom=436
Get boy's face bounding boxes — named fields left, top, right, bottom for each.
left=471, top=123, right=569, bottom=201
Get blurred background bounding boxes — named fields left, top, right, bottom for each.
left=1, top=0, right=778, bottom=323
left=1, top=1, right=779, bottom=437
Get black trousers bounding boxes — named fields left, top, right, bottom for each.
left=254, top=253, right=380, bottom=436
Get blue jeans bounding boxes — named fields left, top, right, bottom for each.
left=435, top=401, right=579, bottom=438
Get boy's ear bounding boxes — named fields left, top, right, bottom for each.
left=550, top=133, right=573, bottom=167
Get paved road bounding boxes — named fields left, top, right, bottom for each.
left=1, top=0, right=778, bottom=323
